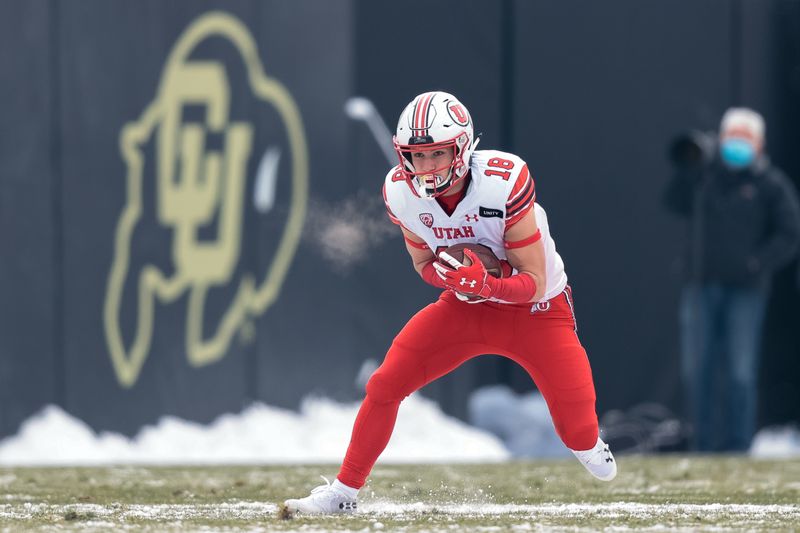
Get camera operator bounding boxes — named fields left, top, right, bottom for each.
left=664, top=108, right=800, bottom=452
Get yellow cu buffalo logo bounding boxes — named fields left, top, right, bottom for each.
left=104, top=12, right=308, bottom=387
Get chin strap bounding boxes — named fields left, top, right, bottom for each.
left=470, top=136, right=481, bottom=153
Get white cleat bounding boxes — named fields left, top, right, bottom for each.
left=283, top=477, right=358, bottom=515
left=572, top=437, right=617, bottom=481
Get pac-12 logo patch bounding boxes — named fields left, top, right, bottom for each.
left=420, top=213, right=434, bottom=227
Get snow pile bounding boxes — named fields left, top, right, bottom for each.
left=0, top=394, right=508, bottom=466
left=468, top=385, right=570, bottom=458
left=750, top=425, right=800, bottom=458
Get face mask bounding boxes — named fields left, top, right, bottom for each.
left=720, top=138, right=755, bottom=169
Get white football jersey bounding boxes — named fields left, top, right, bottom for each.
left=383, top=149, right=568, bottom=303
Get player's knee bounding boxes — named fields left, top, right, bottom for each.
left=365, top=372, right=405, bottom=404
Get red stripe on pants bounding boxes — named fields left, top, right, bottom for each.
left=337, top=289, right=599, bottom=489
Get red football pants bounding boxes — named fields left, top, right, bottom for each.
left=338, top=287, right=599, bottom=489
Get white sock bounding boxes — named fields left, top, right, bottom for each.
left=333, top=478, right=359, bottom=499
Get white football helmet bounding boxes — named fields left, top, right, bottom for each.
left=393, top=91, right=479, bottom=198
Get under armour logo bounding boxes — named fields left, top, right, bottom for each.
left=465, top=214, right=479, bottom=222
left=460, top=278, right=477, bottom=288
left=604, top=445, right=614, bottom=462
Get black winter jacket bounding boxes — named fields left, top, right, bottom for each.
left=663, top=156, right=800, bottom=286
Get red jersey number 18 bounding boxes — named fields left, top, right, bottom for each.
left=484, top=157, right=515, bottom=180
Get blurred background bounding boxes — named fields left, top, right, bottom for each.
left=1, top=0, right=799, bottom=462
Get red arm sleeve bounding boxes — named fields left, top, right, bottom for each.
left=420, top=259, right=448, bottom=289
left=486, top=272, right=537, bottom=303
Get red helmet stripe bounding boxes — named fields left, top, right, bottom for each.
left=413, top=95, right=423, bottom=130
left=414, top=93, right=426, bottom=131
left=414, top=92, right=434, bottom=134
left=421, top=92, right=434, bottom=134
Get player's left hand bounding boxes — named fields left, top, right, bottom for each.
left=435, top=249, right=496, bottom=300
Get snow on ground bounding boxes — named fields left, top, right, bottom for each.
left=363, top=501, right=800, bottom=520
left=0, top=501, right=797, bottom=521
left=0, top=394, right=509, bottom=466
left=750, top=425, right=800, bottom=458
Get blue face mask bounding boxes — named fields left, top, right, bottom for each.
left=720, top=138, right=756, bottom=169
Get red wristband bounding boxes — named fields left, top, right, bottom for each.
left=421, top=260, right=447, bottom=289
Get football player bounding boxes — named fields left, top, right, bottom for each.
left=284, top=91, right=616, bottom=515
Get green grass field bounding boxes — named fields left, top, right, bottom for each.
left=1, top=456, right=798, bottom=531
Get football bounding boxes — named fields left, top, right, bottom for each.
left=438, top=243, right=502, bottom=278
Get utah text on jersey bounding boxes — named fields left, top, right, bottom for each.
left=383, top=150, right=568, bottom=303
